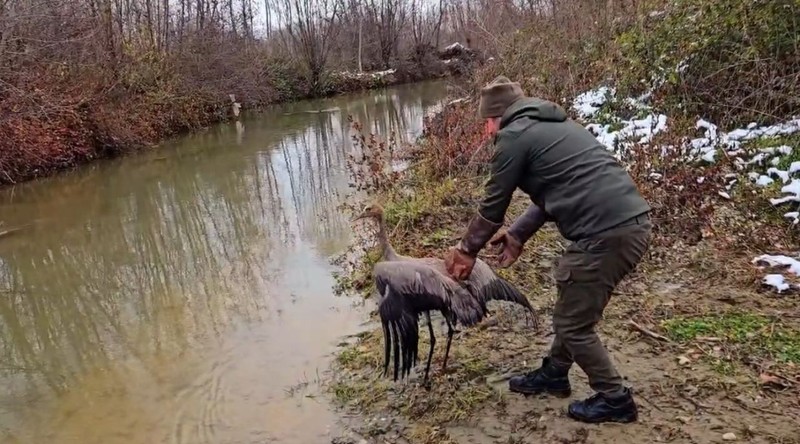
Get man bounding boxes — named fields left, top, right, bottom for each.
left=444, top=75, right=652, bottom=424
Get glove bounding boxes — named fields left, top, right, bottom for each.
left=488, top=229, right=523, bottom=268
left=445, top=212, right=502, bottom=280
left=445, top=247, right=476, bottom=281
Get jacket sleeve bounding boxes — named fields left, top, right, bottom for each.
left=478, top=135, right=527, bottom=224
left=507, top=203, right=550, bottom=245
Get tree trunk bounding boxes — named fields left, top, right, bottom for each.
left=358, top=13, right=363, bottom=72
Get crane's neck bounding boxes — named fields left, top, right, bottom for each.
left=376, top=215, right=398, bottom=261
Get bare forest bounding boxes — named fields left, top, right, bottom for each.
left=0, top=0, right=508, bottom=184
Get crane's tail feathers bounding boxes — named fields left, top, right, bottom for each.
left=378, top=291, right=420, bottom=381
left=381, top=318, right=391, bottom=377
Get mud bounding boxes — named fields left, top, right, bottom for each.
left=329, top=191, right=800, bottom=444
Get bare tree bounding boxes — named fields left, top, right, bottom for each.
left=277, top=0, right=341, bottom=92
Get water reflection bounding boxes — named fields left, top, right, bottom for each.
left=0, top=80, right=449, bottom=444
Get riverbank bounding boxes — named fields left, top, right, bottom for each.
left=327, top=83, right=800, bottom=443
left=0, top=65, right=458, bottom=187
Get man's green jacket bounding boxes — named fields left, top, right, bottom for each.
left=479, top=96, right=650, bottom=242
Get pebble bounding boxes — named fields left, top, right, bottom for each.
left=722, top=432, right=737, bottom=441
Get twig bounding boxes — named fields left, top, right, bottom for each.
left=730, top=395, right=795, bottom=419
left=679, top=392, right=711, bottom=411
left=627, top=319, right=673, bottom=343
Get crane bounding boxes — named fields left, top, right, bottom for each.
left=352, top=202, right=538, bottom=385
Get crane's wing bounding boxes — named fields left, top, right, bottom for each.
left=466, top=259, right=535, bottom=314
left=374, top=261, right=484, bottom=380
left=410, top=256, right=534, bottom=314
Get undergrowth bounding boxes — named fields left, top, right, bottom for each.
left=663, top=313, right=800, bottom=365
left=617, top=0, right=799, bottom=127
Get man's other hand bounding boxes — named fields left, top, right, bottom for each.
left=489, top=229, right=523, bottom=268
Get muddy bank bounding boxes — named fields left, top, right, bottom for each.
left=0, top=69, right=457, bottom=188
left=329, top=188, right=800, bottom=444
left=326, top=102, right=800, bottom=443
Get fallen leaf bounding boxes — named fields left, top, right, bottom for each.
left=759, top=373, right=789, bottom=388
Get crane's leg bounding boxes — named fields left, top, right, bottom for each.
left=442, top=318, right=455, bottom=373
left=423, top=311, right=436, bottom=385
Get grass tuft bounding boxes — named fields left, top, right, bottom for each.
left=662, top=313, right=800, bottom=364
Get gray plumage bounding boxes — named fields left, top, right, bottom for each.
left=353, top=203, right=537, bottom=384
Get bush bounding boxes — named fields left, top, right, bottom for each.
left=617, top=0, right=800, bottom=127
left=415, top=100, right=491, bottom=179
left=469, top=1, right=650, bottom=104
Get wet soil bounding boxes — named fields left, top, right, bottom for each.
left=329, top=191, right=800, bottom=444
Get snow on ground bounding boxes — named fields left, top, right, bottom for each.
left=753, top=254, right=800, bottom=293
left=444, top=42, right=466, bottom=52
left=570, top=86, right=669, bottom=156
left=571, top=85, right=800, bottom=294
left=335, top=69, right=396, bottom=79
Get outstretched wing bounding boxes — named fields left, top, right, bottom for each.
left=466, top=259, right=535, bottom=314
left=374, top=261, right=484, bottom=380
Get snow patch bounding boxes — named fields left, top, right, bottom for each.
left=335, top=69, right=396, bottom=79
left=572, top=83, right=800, bottom=295
left=753, top=254, right=800, bottom=294
left=572, top=87, right=614, bottom=119
left=444, top=42, right=466, bottom=52
left=763, top=274, right=790, bottom=293
left=753, top=254, right=800, bottom=275
left=572, top=86, right=668, bottom=153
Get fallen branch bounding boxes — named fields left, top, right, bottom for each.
left=627, top=319, right=673, bottom=343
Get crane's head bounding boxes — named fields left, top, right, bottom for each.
left=352, top=202, right=384, bottom=221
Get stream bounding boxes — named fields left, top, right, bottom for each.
left=0, top=80, right=450, bottom=444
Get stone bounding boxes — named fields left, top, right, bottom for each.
left=722, top=432, right=737, bottom=441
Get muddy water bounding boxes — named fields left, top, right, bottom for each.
left=0, top=80, right=449, bottom=444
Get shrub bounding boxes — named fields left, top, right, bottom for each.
left=617, top=0, right=800, bottom=127
left=415, top=100, right=491, bottom=179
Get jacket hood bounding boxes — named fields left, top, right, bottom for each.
left=499, top=96, right=568, bottom=127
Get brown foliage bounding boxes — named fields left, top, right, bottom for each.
left=0, top=0, right=457, bottom=185
left=468, top=0, right=648, bottom=103
left=346, top=116, right=403, bottom=193
left=414, top=100, right=492, bottom=179
left=625, top=141, right=728, bottom=247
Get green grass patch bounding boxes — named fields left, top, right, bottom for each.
left=738, top=134, right=800, bottom=171
left=399, top=381, right=495, bottom=424
left=616, top=0, right=798, bottom=127
left=329, top=377, right=390, bottom=410
left=383, top=176, right=459, bottom=227
left=662, top=313, right=800, bottom=364
left=421, top=228, right=452, bottom=248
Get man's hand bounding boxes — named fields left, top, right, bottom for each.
left=489, top=229, right=523, bottom=268
left=445, top=247, right=476, bottom=280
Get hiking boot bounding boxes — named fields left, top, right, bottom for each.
left=508, top=357, right=571, bottom=397
left=567, top=387, right=638, bottom=424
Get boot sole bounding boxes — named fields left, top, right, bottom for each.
left=509, top=386, right=572, bottom=398
left=566, top=410, right=638, bottom=424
